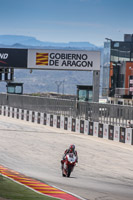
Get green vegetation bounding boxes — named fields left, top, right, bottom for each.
left=0, top=175, right=59, bottom=200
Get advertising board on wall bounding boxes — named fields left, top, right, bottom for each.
left=28, top=49, right=100, bottom=71
left=0, top=48, right=27, bottom=68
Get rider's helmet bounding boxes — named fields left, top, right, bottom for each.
left=69, top=144, right=75, bottom=153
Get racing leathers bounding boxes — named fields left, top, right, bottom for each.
left=61, top=146, right=78, bottom=169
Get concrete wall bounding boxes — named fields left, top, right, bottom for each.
left=0, top=105, right=133, bottom=145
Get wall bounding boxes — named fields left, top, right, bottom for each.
left=0, top=105, right=133, bottom=145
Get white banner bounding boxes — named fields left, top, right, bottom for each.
left=29, top=111, right=32, bottom=122
left=93, top=122, right=98, bottom=137
left=103, top=124, right=108, bottom=139
left=34, top=112, right=38, bottom=123
left=18, top=109, right=21, bottom=119
left=68, top=117, right=72, bottom=131
left=14, top=108, right=17, bottom=119
left=76, top=119, right=80, bottom=133
left=28, top=49, right=100, bottom=71
left=60, top=115, right=64, bottom=129
left=114, top=126, right=120, bottom=142
left=53, top=115, right=57, bottom=128
left=5, top=106, right=8, bottom=116
left=125, top=128, right=132, bottom=145
left=1, top=106, right=4, bottom=116
left=24, top=110, right=27, bottom=121
left=40, top=113, right=44, bottom=125
left=84, top=120, right=89, bottom=135
left=47, top=114, right=50, bottom=126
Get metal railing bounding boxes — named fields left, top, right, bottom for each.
left=0, top=93, right=132, bottom=127
left=76, top=101, right=133, bottom=127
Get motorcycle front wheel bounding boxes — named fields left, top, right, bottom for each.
left=62, top=169, right=66, bottom=177
left=67, top=166, right=72, bottom=177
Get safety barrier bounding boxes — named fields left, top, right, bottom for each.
left=0, top=93, right=133, bottom=127
left=0, top=105, right=133, bottom=145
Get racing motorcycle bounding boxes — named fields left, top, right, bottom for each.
left=62, top=153, right=76, bottom=177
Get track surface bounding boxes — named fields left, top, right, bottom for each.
left=0, top=116, right=133, bottom=200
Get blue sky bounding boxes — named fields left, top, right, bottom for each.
left=0, top=0, right=133, bottom=46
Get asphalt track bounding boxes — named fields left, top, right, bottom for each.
left=0, top=116, right=133, bottom=200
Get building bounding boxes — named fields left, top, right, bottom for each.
left=102, top=34, right=133, bottom=105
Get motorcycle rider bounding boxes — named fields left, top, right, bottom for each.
left=61, top=144, right=78, bottom=169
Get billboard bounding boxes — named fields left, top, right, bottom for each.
left=0, top=48, right=27, bottom=68
left=28, top=49, right=100, bottom=71
left=129, top=76, right=133, bottom=93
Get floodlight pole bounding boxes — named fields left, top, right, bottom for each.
left=55, top=81, right=62, bottom=93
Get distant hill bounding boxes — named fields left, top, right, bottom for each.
left=0, top=35, right=101, bottom=50
left=0, top=35, right=103, bottom=95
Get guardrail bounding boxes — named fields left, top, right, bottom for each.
left=0, top=93, right=133, bottom=127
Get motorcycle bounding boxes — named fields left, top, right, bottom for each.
left=62, top=153, right=76, bottom=177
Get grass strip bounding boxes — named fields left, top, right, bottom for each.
left=0, top=175, right=60, bottom=200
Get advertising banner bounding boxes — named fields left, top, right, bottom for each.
left=103, top=124, right=108, bottom=139
left=19, top=109, right=22, bottom=120
left=14, top=108, right=17, bottom=119
left=98, top=123, right=103, bottom=138
left=60, top=115, right=64, bottom=129
left=34, top=112, right=38, bottom=123
left=40, top=113, right=43, bottom=124
left=26, top=110, right=29, bottom=121
left=50, top=115, right=53, bottom=127
left=93, top=122, right=98, bottom=137
left=28, top=49, right=100, bottom=71
left=109, top=125, right=114, bottom=140
left=16, top=108, right=19, bottom=119
left=0, top=48, right=27, bottom=68
left=72, top=118, right=76, bottom=132
left=5, top=106, right=8, bottom=116
left=120, top=127, right=126, bottom=143
left=68, top=117, right=72, bottom=131
left=114, top=126, right=120, bottom=142
left=47, top=114, right=50, bottom=126
left=12, top=108, right=15, bottom=118
left=53, top=115, right=57, bottom=127
left=76, top=119, right=80, bottom=133
left=9, top=107, right=12, bottom=117
left=84, top=120, right=89, bottom=135
left=37, top=112, right=40, bottom=124
left=32, top=111, right=35, bottom=122
left=8, top=107, right=10, bottom=117
left=1, top=106, right=4, bottom=115
left=125, top=128, right=133, bottom=145
left=89, top=121, right=93, bottom=135
left=57, top=116, right=60, bottom=128
left=21, top=109, right=24, bottom=120
left=24, top=110, right=27, bottom=121
left=80, top=120, right=84, bottom=134
left=3, top=106, right=6, bottom=116
left=44, top=113, right=47, bottom=125
left=64, top=117, right=68, bottom=130
left=29, top=111, right=32, bottom=122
